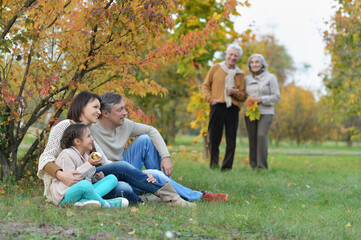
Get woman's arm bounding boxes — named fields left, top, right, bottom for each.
left=260, top=74, right=280, bottom=106
left=37, top=120, right=81, bottom=186
left=43, top=162, right=62, bottom=178
left=56, top=149, right=94, bottom=181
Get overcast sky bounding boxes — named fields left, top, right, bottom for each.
left=234, top=0, right=337, bottom=94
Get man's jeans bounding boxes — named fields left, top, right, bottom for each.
left=140, top=169, right=203, bottom=201
left=100, top=134, right=203, bottom=202
left=122, top=134, right=163, bottom=170
left=96, top=160, right=165, bottom=203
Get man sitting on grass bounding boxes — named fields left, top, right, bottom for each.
left=90, top=92, right=229, bottom=203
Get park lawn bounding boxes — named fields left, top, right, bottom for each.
left=1, top=137, right=361, bottom=239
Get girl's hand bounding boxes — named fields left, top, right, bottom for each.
left=143, top=171, right=157, bottom=183
left=94, top=171, right=105, bottom=181
left=88, top=152, right=102, bottom=166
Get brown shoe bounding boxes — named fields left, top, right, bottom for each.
left=154, top=182, right=196, bottom=207
left=202, top=191, right=229, bottom=202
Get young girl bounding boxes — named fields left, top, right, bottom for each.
left=49, top=123, right=129, bottom=208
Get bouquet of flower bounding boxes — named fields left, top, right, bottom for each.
left=244, top=98, right=260, bottom=121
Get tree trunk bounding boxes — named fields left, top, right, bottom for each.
left=196, top=71, right=209, bottom=160
left=203, top=134, right=209, bottom=159
left=0, top=151, right=11, bottom=180
left=346, top=134, right=353, bottom=148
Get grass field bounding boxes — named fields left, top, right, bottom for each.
left=1, top=136, right=361, bottom=239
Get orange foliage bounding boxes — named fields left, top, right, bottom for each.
left=270, top=84, right=336, bottom=144
left=0, top=0, right=240, bottom=179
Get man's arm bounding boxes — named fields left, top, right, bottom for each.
left=129, top=120, right=173, bottom=176
left=202, top=67, right=215, bottom=103
left=233, top=73, right=246, bottom=102
left=130, top=121, right=170, bottom=160
left=160, top=156, right=173, bottom=177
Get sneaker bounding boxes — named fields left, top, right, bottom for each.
left=201, top=191, right=229, bottom=202
left=74, top=200, right=101, bottom=208
left=104, top=197, right=129, bottom=208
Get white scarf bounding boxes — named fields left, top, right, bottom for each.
left=219, top=61, right=243, bottom=108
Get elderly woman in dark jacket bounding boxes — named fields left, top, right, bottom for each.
left=244, top=54, right=280, bottom=170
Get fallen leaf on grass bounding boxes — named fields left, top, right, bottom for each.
left=345, top=222, right=352, bottom=228
left=130, top=207, right=139, bottom=213
left=243, top=156, right=249, bottom=165
left=250, top=195, right=257, bottom=199
left=128, top=229, right=136, bottom=234
left=66, top=209, right=74, bottom=217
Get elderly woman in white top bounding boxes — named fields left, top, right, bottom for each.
left=244, top=54, right=280, bottom=170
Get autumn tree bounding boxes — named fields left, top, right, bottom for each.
left=323, top=0, right=361, bottom=139
left=131, top=62, right=192, bottom=143
left=269, top=84, right=331, bottom=145
left=130, top=1, right=250, bottom=145
left=0, top=0, right=235, bottom=180
left=174, top=0, right=251, bottom=157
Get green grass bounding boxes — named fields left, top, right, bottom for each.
left=1, top=136, right=361, bottom=239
